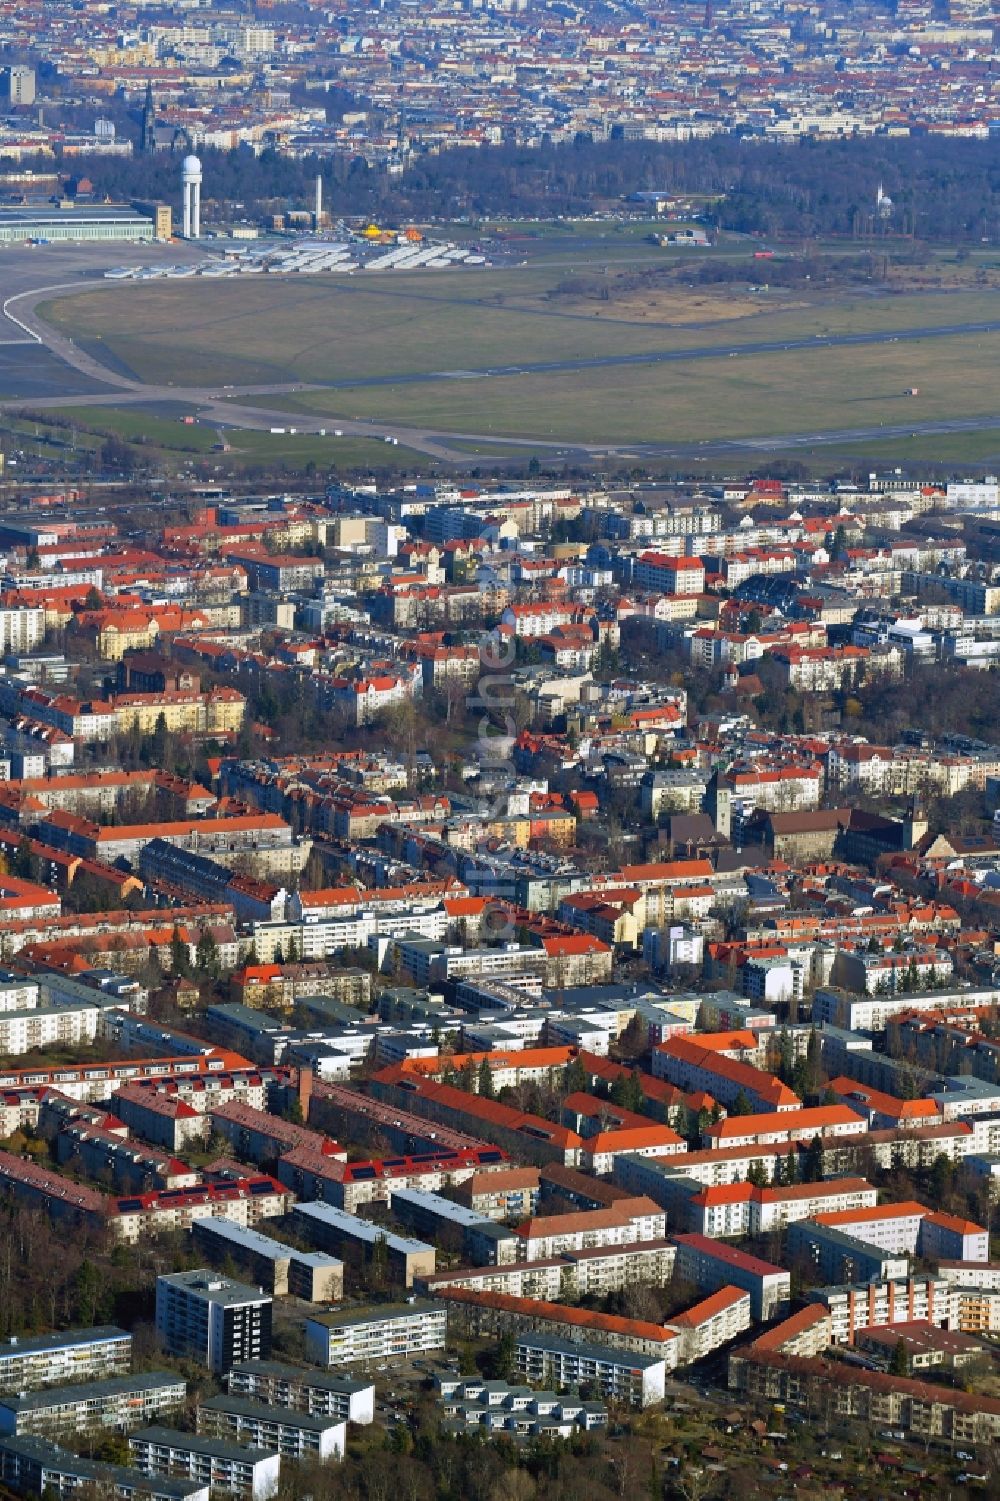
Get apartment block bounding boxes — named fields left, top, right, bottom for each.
left=207, top=1100, right=345, bottom=1170
left=514, top=1198, right=667, bottom=1261
left=0, top=1434, right=208, bottom=1501
left=226, top=1362, right=373, bottom=1426
left=304, top=1303, right=447, bottom=1368
left=786, top=1221, right=910, bottom=1286
left=155, top=1271, right=272, bottom=1376
left=0, top=1374, right=186, bottom=1439
left=919, top=1211, right=990, bottom=1263
left=453, top=1166, right=540, bottom=1221
left=0, top=1327, right=131, bottom=1394
left=129, top=1429, right=279, bottom=1501
left=110, top=1087, right=210, bottom=1153
left=196, top=1395, right=346, bottom=1463
left=114, top=1176, right=292, bottom=1245
left=665, top=1287, right=752, bottom=1364
left=292, top=1201, right=436, bottom=1288
left=809, top=1201, right=925, bottom=1257
left=437, top=1287, right=681, bottom=1362
left=652, top=1036, right=799, bottom=1114
left=420, top=1235, right=677, bottom=1302
left=728, top=1346, right=1000, bottom=1446
left=191, top=1218, right=344, bottom=1302
left=806, top=1277, right=955, bottom=1345
left=514, top=1332, right=666, bottom=1410
left=388, top=1186, right=519, bottom=1264
left=671, top=1234, right=791, bottom=1321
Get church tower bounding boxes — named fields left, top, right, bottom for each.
left=141, top=82, right=156, bottom=154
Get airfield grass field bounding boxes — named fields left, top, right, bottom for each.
left=34, top=239, right=1000, bottom=456
left=255, top=334, right=997, bottom=447
left=7, top=404, right=431, bottom=476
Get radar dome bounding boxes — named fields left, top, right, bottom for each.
left=181, top=154, right=202, bottom=180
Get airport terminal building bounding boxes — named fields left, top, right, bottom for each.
left=0, top=206, right=157, bottom=244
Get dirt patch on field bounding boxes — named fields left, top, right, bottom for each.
left=596, top=290, right=808, bottom=323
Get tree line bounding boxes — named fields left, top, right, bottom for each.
left=28, top=133, right=999, bottom=245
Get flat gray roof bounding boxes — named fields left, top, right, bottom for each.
left=293, top=1201, right=432, bottom=1255
left=157, top=1269, right=271, bottom=1309
left=307, top=1300, right=442, bottom=1331
left=0, top=1371, right=183, bottom=1413
left=227, top=1360, right=372, bottom=1395
left=0, top=1434, right=205, bottom=1500
left=130, top=1428, right=277, bottom=1463
left=0, top=207, right=152, bottom=226
left=198, top=1395, right=344, bottom=1432
left=0, top=1326, right=129, bottom=1360
left=390, top=1186, right=496, bottom=1228
left=515, top=1331, right=663, bottom=1370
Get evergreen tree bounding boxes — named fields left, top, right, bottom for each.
left=169, top=925, right=191, bottom=978
left=12, top=838, right=34, bottom=881
left=195, top=928, right=221, bottom=980
left=563, top=1057, right=587, bottom=1094
left=801, top=1135, right=824, bottom=1183
left=731, top=1090, right=753, bottom=1116
left=889, top=1338, right=909, bottom=1377
left=624, top=1068, right=645, bottom=1115
left=477, top=1057, right=495, bottom=1099
left=369, top=1233, right=388, bottom=1291
left=494, top=1329, right=515, bottom=1381
left=609, top=1073, right=630, bottom=1110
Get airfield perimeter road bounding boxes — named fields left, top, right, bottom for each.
left=1, top=244, right=998, bottom=463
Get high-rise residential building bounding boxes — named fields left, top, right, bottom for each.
left=155, top=1271, right=272, bottom=1376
